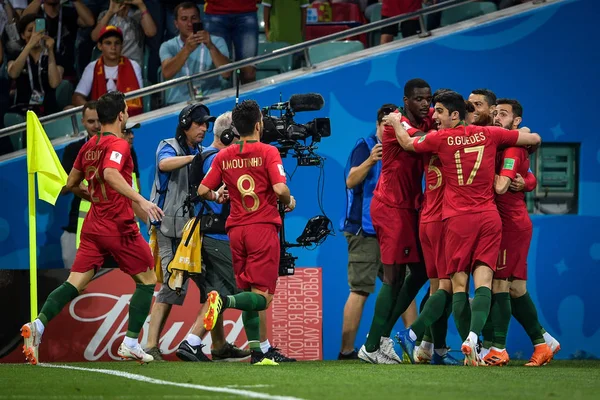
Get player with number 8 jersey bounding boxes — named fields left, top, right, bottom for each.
left=198, top=100, right=295, bottom=365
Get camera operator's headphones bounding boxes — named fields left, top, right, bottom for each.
left=179, top=103, right=212, bottom=131
left=220, top=124, right=239, bottom=146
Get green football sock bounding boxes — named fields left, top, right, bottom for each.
left=481, top=294, right=496, bottom=349
left=420, top=327, right=432, bottom=346
left=452, top=292, right=471, bottom=341
left=410, top=289, right=449, bottom=340
left=469, top=287, right=492, bottom=336
left=38, top=282, right=80, bottom=326
left=126, top=284, right=155, bottom=339
left=365, top=283, right=395, bottom=352
left=242, top=310, right=261, bottom=351
left=491, top=292, right=511, bottom=349
left=511, top=292, right=545, bottom=345
left=430, top=290, right=452, bottom=349
left=225, top=292, right=267, bottom=311
left=381, top=266, right=428, bottom=337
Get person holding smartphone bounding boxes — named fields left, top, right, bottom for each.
left=6, top=13, right=64, bottom=115
left=91, top=0, right=157, bottom=67
left=159, top=2, right=230, bottom=105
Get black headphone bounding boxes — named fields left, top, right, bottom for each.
left=220, top=124, right=239, bottom=146
left=179, top=103, right=211, bottom=131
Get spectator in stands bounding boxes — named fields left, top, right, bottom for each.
left=6, top=14, right=64, bottom=115
left=21, top=0, right=95, bottom=81
left=380, top=0, right=421, bottom=44
left=91, top=0, right=157, bottom=68
left=160, top=2, right=230, bottom=106
left=263, top=0, right=309, bottom=45
left=73, top=26, right=144, bottom=116
left=203, top=0, right=258, bottom=84
left=59, top=101, right=101, bottom=269
left=3, top=1, right=27, bottom=57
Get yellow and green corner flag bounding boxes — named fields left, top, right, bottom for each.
left=26, top=111, right=68, bottom=320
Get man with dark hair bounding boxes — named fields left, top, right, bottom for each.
left=59, top=101, right=100, bottom=269
left=197, top=99, right=296, bottom=366
left=160, top=1, right=230, bottom=105
left=21, top=91, right=163, bottom=365
left=339, top=104, right=411, bottom=361
left=389, top=90, right=541, bottom=366
left=468, top=88, right=497, bottom=126
left=146, top=103, right=248, bottom=362
left=359, top=79, right=433, bottom=364
left=479, top=98, right=559, bottom=367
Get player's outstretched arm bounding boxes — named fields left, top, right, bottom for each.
left=104, top=168, right=164, bottom=222
left=383, top=113, right=415, bottom=151
left=515, top=131, right=541, bottom=147
left=66, top=167, right=92, bottom=202
left=273, top=183, right=295, bottom=211
left=495, top=174, right=511, bottom=195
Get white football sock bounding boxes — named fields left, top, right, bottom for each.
left=467, top=331, right=478, bottom=344
left=123, top=336, right=138, bottom=348
left=186, top=334, right=202, bottom=347
left=260, top=339, right=271, bottom=354
left=33, top=319, right=45, bottom=336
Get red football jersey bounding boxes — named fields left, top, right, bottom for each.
left=413, top=124, right=519, bottom=219
left=373, top=110, right=433, bottom=210
left=201, top=141, right=286, bottom=229
left=204, top=0, right=257, bottom=14
left=495, top=147, right=533, bottom=231
left=420, top=153, right=444, bottom=223
left=73, top=133, right=138, bottom=236
left=382, top=0, right=422, bottom=17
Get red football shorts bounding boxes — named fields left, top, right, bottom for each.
left=72, top=233, right=154, bottom=276
left=419, top=220, right=448, bottom=279
left=444, top=210, right=502, bottom=275
left=228, top=223, right=280, bottom=294
left=495, top=228, right=532, bottom=280
left=370, top=197, right=420, bottom=265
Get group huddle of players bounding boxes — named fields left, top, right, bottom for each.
left=357, top=79, right=560, bottom=367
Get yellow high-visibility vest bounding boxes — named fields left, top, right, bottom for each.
left=76, top=172, right=139, bottom=248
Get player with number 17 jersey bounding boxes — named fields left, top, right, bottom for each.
left=412, top=124, right=520, bottom=274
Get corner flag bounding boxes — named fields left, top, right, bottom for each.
left=26, top=111, right=68, bottom=320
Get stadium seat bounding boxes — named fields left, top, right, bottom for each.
left=43, top=117, right=74, bottom=140
left=366, top=3, right=382, bottom=47
left=3, top=113, right=25, bottom=151
left=258, top=3, right=265, bottom=33
left=440, top=2, right=498, bottom=27
left=308, top=40, right=364, bottom=64
left=255, top=42, right=292, bottom=81
left=55, top=80, right=74, bottom=111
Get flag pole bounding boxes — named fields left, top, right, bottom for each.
left=28, top=156, right=39, bottom=322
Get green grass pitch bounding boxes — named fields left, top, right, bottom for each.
left=1, top=359, right=599, bottom=400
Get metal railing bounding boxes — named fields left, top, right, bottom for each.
left=0, top=0, right=517, bottom=141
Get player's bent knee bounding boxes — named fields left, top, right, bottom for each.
left=438, top=278, right=452, bottom=292
left=251, top=287, right=273, bottom=309
left=67, top=270, right=95, bottom=293
left=509, top=279, right=527, bottom=298
left=429, top=278, right=440, bottom=293
left=382, top=264, right=406, bottom=286
left=451, top=272, right=468, bottom=293
left=133, top=269, right=158, bottom=286
left=492, top=278, right=510, bottom=293
left=472, top=263, right=494, bottom=288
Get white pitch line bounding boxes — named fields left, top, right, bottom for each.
left=39, top=364, right=305, bottom=400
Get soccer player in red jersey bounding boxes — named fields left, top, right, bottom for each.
left=20, top=91, right=164, bottom=365
left=197, top=100, right=296, bottom=366
left=359, top=79, right=433, bottom=364
left=481, top=98, right=557, bottom=367
left=388, top=90, right=541, bottom=366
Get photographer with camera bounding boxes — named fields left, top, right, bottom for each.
left=146, top=103, right=247, bottom=362
left=197, top=100, right=296, bottom=366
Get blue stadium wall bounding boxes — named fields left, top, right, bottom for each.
left=0, top=0, right=598, bottom=360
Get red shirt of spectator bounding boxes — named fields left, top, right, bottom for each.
left=382, top=0, right=422, bottom=17
left=204, top=0, right=257, bottom=14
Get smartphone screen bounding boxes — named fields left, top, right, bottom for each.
left=35, top=18, right=46, bottom=33
left=193, top=22, right=203, bottom=33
